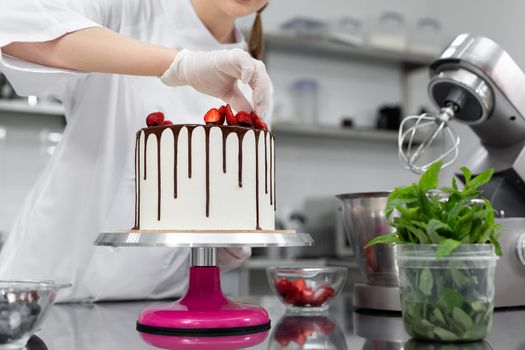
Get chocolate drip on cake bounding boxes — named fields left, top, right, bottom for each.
left=133, top=131, right=141, bottom=230
left=264, top=132, right=268, bottom=194
left=255, top=130, right=261, bottom=230
left=156, top=132, right=161, bottom=220
left=219, top=127, right=249, bottom=188
left=186, top=126, right=197, bottom=179
left=170, top=128, right=181, bottom=198
left=143, top=132, right=148, bottom=181
left=222, top=130, right=228, bottom=173
left=237, top=131, right=246, bottom=187
left=142, top=127, right=167, bottom=221
left=205, top=126, right=211, bottom=217
left=270, top=135, right=273, bottom=206
left=273, top=135, right=277, bottom=211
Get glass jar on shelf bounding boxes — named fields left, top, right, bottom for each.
left=290, top=79, right=319, bottom=126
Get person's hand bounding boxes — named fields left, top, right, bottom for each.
left=217, top=247, right=251, bottom=272
left=160, top=48, right=270, bottom=119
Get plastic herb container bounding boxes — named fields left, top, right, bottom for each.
left=396, top=244, right=498, bottom=342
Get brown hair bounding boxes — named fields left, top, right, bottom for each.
left=248, top=4, right=267, bottom=60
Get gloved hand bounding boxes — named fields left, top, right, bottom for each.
left=160, top=48, right=270, bottom=119
left=218, top=247, right=251, bottom=272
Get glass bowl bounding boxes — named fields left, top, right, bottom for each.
left=0, top=281, right=70, bottom=350
left=266, top=267, right=347, bottom=313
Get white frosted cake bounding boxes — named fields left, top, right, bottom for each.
left=133, top=124, right=275, bottom=230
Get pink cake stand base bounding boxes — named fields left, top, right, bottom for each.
left=139, top=332, right=269, bottom=350
left=137, top=266, right=271, bottom=337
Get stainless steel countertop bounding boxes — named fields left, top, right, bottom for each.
left=28, top=294, right=525, bottom=349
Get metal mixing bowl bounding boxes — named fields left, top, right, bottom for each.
left=336, top=192, right=399, bottom=286
left=0, top=281, right=70, bottom=350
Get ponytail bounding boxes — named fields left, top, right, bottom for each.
left=248, top=4, right=267, bottom=60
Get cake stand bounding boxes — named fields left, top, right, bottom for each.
left=95, top=229, right=313, bottom=339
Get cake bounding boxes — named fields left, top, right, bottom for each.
left=133, top=108, right=275, bottom=231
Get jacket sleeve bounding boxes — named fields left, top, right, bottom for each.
left=0, top=0, right=113, bottom=98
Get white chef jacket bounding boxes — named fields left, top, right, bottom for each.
left=0, top=0, right=259, bottom=301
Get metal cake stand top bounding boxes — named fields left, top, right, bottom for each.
left=95, top=230, right=314, bottom=248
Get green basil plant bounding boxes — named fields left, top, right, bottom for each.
left=367, top=160, right=503, bottom=341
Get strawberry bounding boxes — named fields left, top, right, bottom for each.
left=217, top=105, right=227, bottom=125
left=236, top=111, right=253, bottom=127
left=310, top=286, right=335, bottom=307
left=146, top=112, right=164, bottom=127
left=162, top=120, right=173, bottom=126
left=224, top=104, right=237, bottom=125
left=275, top=277, right=294, bottom=296
left=251, top=112, right=268, bottom=131
left=204, top=108, right=221, bottom=125
left=283, top=291, right=300, bottom=305
left=292, top=278, right=307, bottom=292
left=319, top=284, right=335, bottom=294
left=299, top=289, right=314, bottom=306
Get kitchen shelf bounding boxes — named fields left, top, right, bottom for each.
left=264, top=33, right=435, bottom=70
left=0, top=100, right=65, bottom=116
left=272, top=122, right=400, bottom=143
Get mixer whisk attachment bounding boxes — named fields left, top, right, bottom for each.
left=398, top=104, right=460, bottom=174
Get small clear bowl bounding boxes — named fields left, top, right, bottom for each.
left=0, top=281, right=71, bottom=350
left=266, top=267, right=347, bottom=313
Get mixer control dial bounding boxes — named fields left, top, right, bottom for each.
left=516, top=233, right=525, bottom=268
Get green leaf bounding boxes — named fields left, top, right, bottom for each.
left=490, top=234, right=503, bottom=256
left=445, top=198, right=473, bottom=226
left=433, top=307, right=446, bottom=325
left=426, top=219, right=450, bottom=244
left=451, top=269, right=470, bottom=289
left=483, top=199, right=495, bottom=226
left=421, top=319, right=435, bottom=329
left=385, top=185, right=417, bottom=217
left=452, top=307, right=474, bottom=331
left=406, top=224, right=431, bottom=244
left=436, top=239, right=461, bottom=258
left=434, top=327, right=459, bottom=341
left=471, top=302, right=487, bottom=312
left=468, top=218, right=483, bottom=242
left=468, top=168, right=494, bottom=190
left=418, top=268, right=433, bottom=296
left=440, top=288, right=465, bottom=308
left=418, top=161, right=442, bottom=193
left=455, top=212, right=474, bottom=240
left=365, top=233, right=399, bottom=248
left=478, top=226, right=493, bottom=243
left=452, top=177, right=458, bottom=191
left=461, top=166, right=472, bottom=183
left=417, top=189, right=439, bottom=220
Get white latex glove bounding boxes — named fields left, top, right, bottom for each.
left=218, top=247, right=251, bottom=272
left=160, top=48, right=271, bottom=119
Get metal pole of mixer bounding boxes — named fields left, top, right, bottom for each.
left=190, top=247, right=217, bottom=266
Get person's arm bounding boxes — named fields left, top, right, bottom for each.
left=2, top=27, right=177, bottom=77
left=2, top=27, right=271, bottom=117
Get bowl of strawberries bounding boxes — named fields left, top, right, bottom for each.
left=266, top=267, right=347, bottom=313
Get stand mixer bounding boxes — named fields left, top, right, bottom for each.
left=94, top=230, right=313, bottom=348
left=401, top=33, right=525, bottom=216
left=339, top=33, right=525, bottom=311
